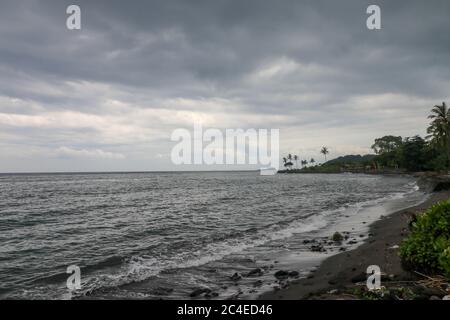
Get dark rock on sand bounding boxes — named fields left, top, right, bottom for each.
left=289, top=271, right=300, bottom=278
left=205, top=291, right=219, bottom=298
left=332, top=232, right=344, bottom=242
left=380, top=274, right=392, bottom=282
left=351, top=272, right=367, bottom=283
left=246, top=268, right=264, bottom=277
left=253, top=280, right=263, bottom=287
left=311, top=244, right=325, bottom=252
left=419, top=286, right=446, bottom=297
left=230, top=272, right=242, bottom=281
left=152, top=287, right=174, bottom=296
left=274, top=270, right=289, bottom=280
left=190, top=288, right=212, bottom=297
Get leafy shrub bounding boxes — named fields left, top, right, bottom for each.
left=400, top=199, right=450, bottom=279
left=427, top=152, right=450, bottom=172
left=332, top=232, right=343, bottom=242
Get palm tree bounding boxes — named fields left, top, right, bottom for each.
left=283, top=156, right=293, bottom=170
left=310, top=158, right=315, bottom=166
left=320, top=146, right=329, bottom=162
left=301, top=159, right=307, bottom=168
left=294, top=155, right=299, bottom=168
left=427, top=102, right=450, bottom=151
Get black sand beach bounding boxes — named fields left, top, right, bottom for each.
left=260, top=182, right=450, bottom=300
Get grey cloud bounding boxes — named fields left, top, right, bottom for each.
left=0, top=0, right=449, bottom=171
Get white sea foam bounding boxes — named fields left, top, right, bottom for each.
left=74, top=180, right=426, bottom=298
left=1, top=173, right=425, bottom=300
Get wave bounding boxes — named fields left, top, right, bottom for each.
left=66, top=212, right=328, bottom=298
left=11, top=178, right=423, bottom=299
left=72, top=184, right=419, bottom=298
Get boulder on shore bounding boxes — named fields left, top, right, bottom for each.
left=190, top=288, right=212, bottom=297
left=288, top=270, right=299, bottom=278
left=274, top=270, right=289, bottom=280
left=274, top=270, right=300, bottom=280
left=246, top=268, right=264, bottom=277
left=230, top=272, right=242, bottom=281
left=332, top=232, right=344, bottom=242
left=311, top=244, right=326, bottom=252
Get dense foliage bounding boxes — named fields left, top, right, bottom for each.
left=371, top=102, right=450, bottom=172
left=325, top=154, right=375, bottom=165
left=400, top=199, right=450, bottom=278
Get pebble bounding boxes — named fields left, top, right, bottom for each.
left=190, top=288, right=211, bottom=297
left=230, top=272, right=242, bottom=281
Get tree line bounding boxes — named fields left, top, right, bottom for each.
left=282, top=147, right=329, bottom=170
left=372, top=102, right=450, bottom=172
left=281, top=102, right=450, bottom=173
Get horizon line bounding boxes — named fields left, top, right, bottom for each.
left=0, top=169, right=262, bottom=175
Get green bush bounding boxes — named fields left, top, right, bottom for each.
left=440, top=247, right=450, bottom=275
left=332, top=232, right=343, bottom=242
left=400, top=199, right=450, bottom=279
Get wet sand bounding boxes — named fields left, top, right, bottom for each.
left=260, top=189, right=450, bottom=299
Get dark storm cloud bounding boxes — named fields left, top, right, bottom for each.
left=0, top=0, right=449, bottom=171
left=2, top=0, right=449, bottom=104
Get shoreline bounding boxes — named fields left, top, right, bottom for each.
left=259, top=183, right=450, bottom=300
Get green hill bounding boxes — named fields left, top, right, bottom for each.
left=324, top=154, right=376, bottom=165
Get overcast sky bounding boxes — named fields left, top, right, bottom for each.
left=0, top=0, right=449, bottom=172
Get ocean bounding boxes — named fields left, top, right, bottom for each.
left=0, top=172, right=427, bottom=299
